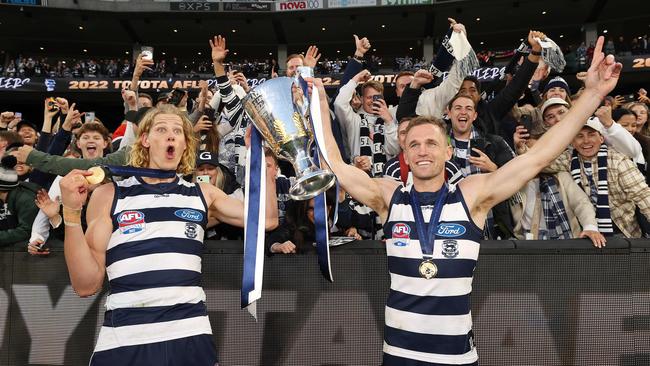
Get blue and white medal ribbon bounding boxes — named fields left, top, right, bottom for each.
left=241, top=128, right=266, bottom=317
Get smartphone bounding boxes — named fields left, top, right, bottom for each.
left=47, top=97, right=59, bottom=112
left=196, top=175, right=210, bottom=183
left=372, top=95, right=383, bottom=102
left=203, top=106, right=217, bottom=123
left=141, top=46, right=154, bottom=61
left=169, top=88, right=187, bottom=107
left=519, top=114, right=533, bottom=133
left=623, top=94, right=636, bottom=103
left=470, top=138, right=486, bottom=158
left=85, top=111, right=95, bottom=124
left=14, top=112, right=22, bottom=119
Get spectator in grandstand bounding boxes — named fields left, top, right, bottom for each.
left=0, top=131, right=22, bottom=157
left=266, top=187, right=339, bottom=255
left=285, top=46, right=321, bottom=77
left=28, top=122, right=111, bottom=255
left=396, top=19, right=474, bottom=122
left=629, top=101, right=649, bottom=136
left=510, top=132, right=604, bottom=246
left=447, top=94, right=516, bottom=238
left=545, top=118, right=650, bottom=238
left=16, top=120, right=38, bottom=147
left=0, top=151, right=39, bottom=245
left=335, top=69, right=399, bottom=176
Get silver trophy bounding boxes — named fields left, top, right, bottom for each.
left=242, top=69, right=336, bottom=201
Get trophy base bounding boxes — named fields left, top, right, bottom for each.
left=289, top=170, right=336, bottom=201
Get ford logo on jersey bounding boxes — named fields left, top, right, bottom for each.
left=436, top=223, right=466, bottom=237
left=117, top=211, right=146, bottom=234
left=174, top=209, right=203, bottom=222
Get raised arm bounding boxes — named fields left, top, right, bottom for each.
left=461, top=36, right=622, bottom=220
left=316, top=79, right=398, bottom=222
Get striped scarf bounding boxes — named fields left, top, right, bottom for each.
left=450, top=127, right=481, bottom=177
left=570, top=145, right=613, bottom=234
left=359, top=114, right=386, bottom=177
left=539, top=175, right=573, bottom=240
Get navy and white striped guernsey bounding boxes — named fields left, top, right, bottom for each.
left=91, top=176, right=216, bottom=363
left=382, top=183, right=482, bottom=366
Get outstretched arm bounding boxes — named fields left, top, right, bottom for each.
left=461, top=36, right=622, bottom=221
left=315, top=79, right=398, bottom=222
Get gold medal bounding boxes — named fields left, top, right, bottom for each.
left=85, top=166, right=106, bottom=185
left=419, top=260, right=437, bottom=279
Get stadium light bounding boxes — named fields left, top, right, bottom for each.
left=78, top=26, right=84, bottom=30
left=603, top=29, right=608, bottom=33
left=321, top=27, right=326, bottom=31
left=162, top=52, right=166, bottom=55
left=198, top=52, right=202, bottom=55
left=542, top=11, right=547, bottom=15
left=232, top=29, right=236, bottom=33
left=83, top=49, right=88, bottom=53
left=560, top=34, right=564, bottom=38
left=40, top=47, right=44, bottom=50
left=381, top=24, right=386, bottom=28
left=173, top=29, right=178, bottom=33
left=475, top=17, right=480, bottom=21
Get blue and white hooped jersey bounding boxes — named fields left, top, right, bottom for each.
left=94, top=176, right=212, bottom=353
left=382, top=183, right=483, bottom=365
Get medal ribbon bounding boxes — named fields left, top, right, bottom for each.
left=103, top=165, right=178, bottom=179
left=409, top=184, right=448, bottom=259
left=241, top=128, right=266, bottom=317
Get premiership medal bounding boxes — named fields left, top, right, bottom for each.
left=409, top=184, right=449, bottom=281
left=419, top=260, right=438, bottom=279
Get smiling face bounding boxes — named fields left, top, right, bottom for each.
left=543, top=104, right=569, bottom=127
left=448, top=96, right=477, bottom=139
left=572, top=127, right=605, bottom=159
left=403, top=122, right=452, bottom=182
left=630, top=104, right=648, bottom=131
left=76, top=131, right=108, bottom=159
left=17, top=126, right=37, bottom=146
left=544, top=87, right=567, bottom=101
left=458, top=79, right=481, bottom=106
left=362, top=86, right=382, bottom=114
left=141, top=114, right=188, bottom=171
left=286, top=57, right=303, bottom=77
left=617, top=114, right=638, bottom=135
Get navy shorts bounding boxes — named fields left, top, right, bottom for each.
left=90, top=334, right=218, bottom=366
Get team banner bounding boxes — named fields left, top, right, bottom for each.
left=0, top=67, right=509, bottom=94
left=276, top=0, right=324, bottom=11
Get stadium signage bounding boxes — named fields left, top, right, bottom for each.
left=223, top=2, right=272, bottom=11
left=0, top=77, right=31, bottom=90
left=170, top=2, right=218, bottom=11
left=327, top=0, right=376, bottom=8
left=381, top=0, right=432, bottom=5
left=621, top=54, right=650, bottom=72
left=276, top=0, right=323, bottom=11
left=0, top=0, right=42, bottom=5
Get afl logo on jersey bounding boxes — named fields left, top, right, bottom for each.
left=117, top=211, right=146, bottom=234
left=392, top=223, right=411, bottom=247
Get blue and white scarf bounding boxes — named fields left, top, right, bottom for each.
left=570, top=144, right=613, bottom=234
left=539, top=175, right=573, bottom=239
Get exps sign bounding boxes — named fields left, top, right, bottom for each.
left=276, top=0, right=324, bottom=11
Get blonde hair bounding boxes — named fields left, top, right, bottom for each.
left=128, top=104, right=198, bottom=175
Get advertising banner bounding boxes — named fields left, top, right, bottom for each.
left=223, top=1, right=272, bottom=11
left=276, top=0, right=324, bottom=11
left=381, top=0, right=432, bottom=5
left=620, top=54, right=650, bottom=73
left=327, top=0, right=376, bottom=8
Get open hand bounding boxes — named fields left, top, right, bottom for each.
left=35, top=189, right=60, bottom=219
left=580, top=230, right=606, bottom=248
left=304, top=45, right=321, bottom=68
left=209, top=35, right=229, bottom=64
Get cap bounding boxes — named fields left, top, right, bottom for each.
left=196, top=151, right=220, bottom=167
left=584, top=116, right=605, bottom=135
left=543, top=76, right=571, bottom=95
left=541, top=97, right=570, bottom=115
left=16, top=120, right=38, bottom=133
left=124, top=106, right=152, bottom=126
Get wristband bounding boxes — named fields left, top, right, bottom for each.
left=530, top=50, right=542, bottom=56
left=63, top=205, right=82, bottom=227
left=353, top=54, right=364, bottom=62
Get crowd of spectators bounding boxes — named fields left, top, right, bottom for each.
left=1, top=22, right=649, bottom=257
